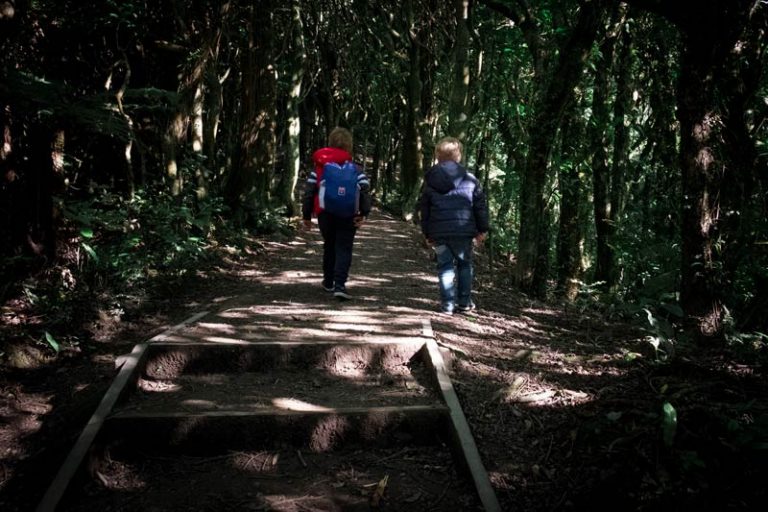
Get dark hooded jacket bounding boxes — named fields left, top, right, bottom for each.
left=419, top=161, right=489, bottom=239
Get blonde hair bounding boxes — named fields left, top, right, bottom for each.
left=328, top=127, right=353, bottom=153
left=435, top=137, right=462, bottom=162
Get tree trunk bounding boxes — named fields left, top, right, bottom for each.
left=556, top=102, right=586, bottom=300
left=400, top=0, right=423, bottom=214
left=515, top=0, right=605, bottom=297
left=495, top=111, right=518, bottom=226
left=277, top=0, right=305, bottom=217
left=226, top=2, right=277, bottom=221
left=203, top=65, right=223, bottom=177
left=590, top=9, right=621, bottom=289
left=26, top=126, right=58, bottom=259
left=447, top=0, right=470, bottom=140
left=604, top=22, right=633, bottom=288
left=673, top=1, right=758, bottom=341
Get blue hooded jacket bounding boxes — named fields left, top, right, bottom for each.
left=419, top=161, right=489, bottom=239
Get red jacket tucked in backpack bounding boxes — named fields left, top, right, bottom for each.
left=303, top=146, right=352, bottom=217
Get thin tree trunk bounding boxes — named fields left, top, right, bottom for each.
left=26, top=126, right=57, bottom=259
left=400, top=0, right=423, bottom=214
left=605, top=23, right=633, bottom=288
left=556, top=101, right=586, bottom=300
left=278, top=0, right=305, bottom=217
left=448, top=0, right=470, bottom=140
left=515, top=0, right=605, bottom=297
left=590, top=8, right=622, bottom=289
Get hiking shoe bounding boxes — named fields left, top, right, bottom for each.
left=322, top=281, right=334, bottom=292
left=456, top=302, right=476, bottom=313
left=334, top=287, right=353, bottom=301
left=440, top=304, right=454, bottom=315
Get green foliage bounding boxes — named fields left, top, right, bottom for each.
left=44, top=332, right=61, bottom=354
left=661, top=401, right=677, bottom=447
left=236, top=204, right=295, bottom=236
left=0, top=69, right=132, bottom=141
left=642, top=307, right=677, bottom=360
left=62, top=188, right=230, bottom=285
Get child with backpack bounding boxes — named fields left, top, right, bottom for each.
left=419, top=137, right=489, bottom=314
left=302, top=127, right=371, bottom=300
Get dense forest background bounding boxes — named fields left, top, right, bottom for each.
left=1, top=0, right=767, bottom=352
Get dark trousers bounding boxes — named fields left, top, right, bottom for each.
left=318, top=212, right=357, bottom=287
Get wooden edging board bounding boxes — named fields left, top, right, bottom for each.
left=108, top=404, right=450, bottom=420
left=422, top=319, right=502, bottom=512
left=36, top=311, right=210, bottom=512
left=37, top=312, right=499, bottom=511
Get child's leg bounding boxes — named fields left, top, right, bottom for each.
left=453, top=238, right=474, bottom=307
left=434, top=243, right=456, bottom=311
left=333, top=218, right=357, bottom=288
left=318, top=213, right=336, bottom=286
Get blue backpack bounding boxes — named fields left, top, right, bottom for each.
left=319, top=162, right=360, bottom=217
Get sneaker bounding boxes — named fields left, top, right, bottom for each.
left=456, top=302, right=476, bottom=313
left=440, top=303, right=454, bottom=315
left=322, top=281, right=334, bottom=292
left=334, top=286, right=352, bottom=301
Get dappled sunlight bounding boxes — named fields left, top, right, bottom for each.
left=196, top=322, right=239, bottom=335
left=373, top=272, right=435, bottom=285
left=149, top=333, right=201, bottom=343
left=272, top=398, right=333, bottom=412
left=231, top=268, right=262, bottom=278
left=191, top=304, right=434, bottom=345
left=521, top=307, right=561, bottom=317
left=255, top=269, right=321, bottom=285
left=200, top=336, right=261, bottom=344
left=179, top=398, right=218, bottom=408
left=217, top=310, right=256, bottom=319
left=454, top=359, right=596, bottom=409
left=137, top=377, right=181, bottom=392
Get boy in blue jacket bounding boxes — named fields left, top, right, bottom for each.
left=420, top=137, right=489, bottom=314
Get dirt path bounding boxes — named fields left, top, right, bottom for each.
left=2, top=208, right=767, bottom=511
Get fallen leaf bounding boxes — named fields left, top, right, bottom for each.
left=371, top=474, right=389, bottom=507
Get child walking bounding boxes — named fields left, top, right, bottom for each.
left=302, top=127, right=371, bottom=300
left=419, top=137, right=489, bottom=314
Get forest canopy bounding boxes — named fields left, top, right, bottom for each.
left=1, top=0, right=767, bottom=346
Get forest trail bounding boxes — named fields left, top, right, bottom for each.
left=193, top=208, right=449, bottom=345
left=34, top=209, right=505, bottom=511
left=4, top=209, right=767, bottom=512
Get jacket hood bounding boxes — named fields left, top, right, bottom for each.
left=313, top=147, right=352, bottom=166
left=426, top=160, right=467, bottom=194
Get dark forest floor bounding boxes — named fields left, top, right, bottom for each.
left=1, top=209, right=767, bottom=511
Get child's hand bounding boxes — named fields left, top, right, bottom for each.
left=302, top=219, right=313, bottom=230
left=353, top=215, right=366, bottom=228
left=474, top=232, right=487, bottom=244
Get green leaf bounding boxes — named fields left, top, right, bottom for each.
left=81, top=242, right=99, bottom=262
left=80, top=228, right=94, bottom=238
left=662, top=401, right=677, bottom=447
left=44, top=332, right=61, bottom=353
